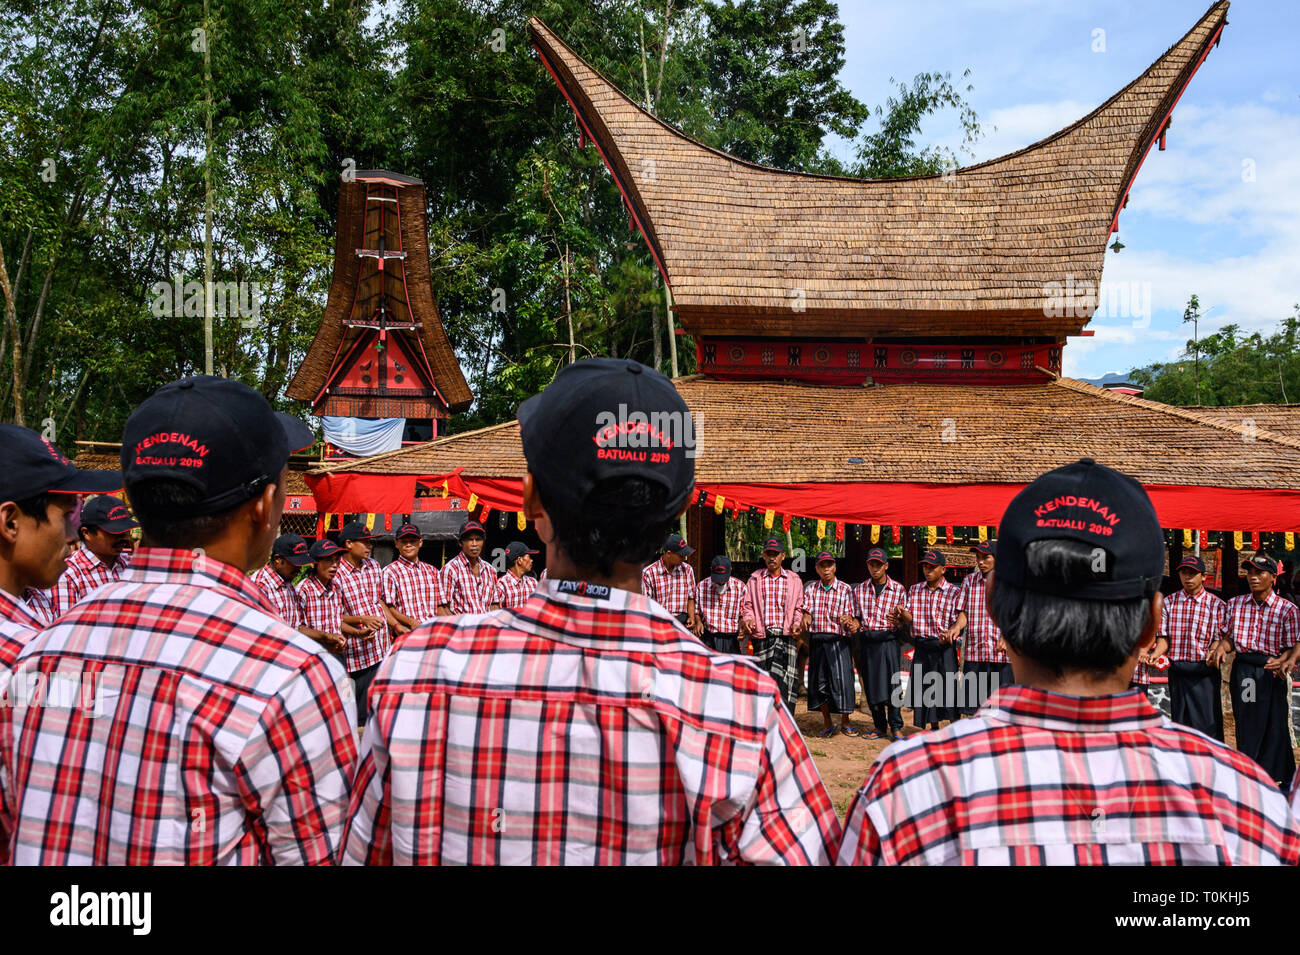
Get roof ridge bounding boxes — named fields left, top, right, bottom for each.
left=307, top=419, right=521, bottom=476
left=528, top=1, right=1227, bottom=185
left=1053, top=376, right=1300, bottom=451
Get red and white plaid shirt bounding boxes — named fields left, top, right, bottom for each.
left=802, top=579, right=854, bottom=635
left=297, top=573, right=343, bottom=637
left=957, top=571, right=1006, bottom=663
left=838, top=685, right=1300, bottom=865
left=641, top=558, right=696, bottom=616
left=1226, top=590, right=1299, bottom=656
left=51, top=546, right=131, bottom=617
left=695, top=578, right=744, bottom=633
left=0, top=589, right=44, bottom=673
left=441, top=552, right=496, bottom=615
left=753, top=569, right=795, bottom=631
left=383, top=556, right=445, bottom=624
left=1161, top=588, right=1228, bottom=662
left=21, top=589, right=53, bottom=626
left=493, top=571, right=537, bottom=610
left=341, top=580, right=841, bottom=865
left=0, top=547, right=358, bottom=865
left=334, top=556, right=391, bottom=672
left=904, top=580, right=959, bottom=640
left=251, top=564, right=303, bottom=629
left=852, top=577, right=906, bottom=631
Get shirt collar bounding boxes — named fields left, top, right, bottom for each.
left=0, top=587, right=45, bottom=630
left=122, top=546, right=270, bottom=610
left=981, top=684, right=1163, bottom=733
left=507, top=579, right=688, bottom=650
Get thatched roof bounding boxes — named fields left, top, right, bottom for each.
left=75, top=451, right=317, bottom=499
left=1189, top=404, right=1300, bottom=442
left=287, top=170, right=473, bottom=414
left=529, top=2, right=1229, bottom=339
left=307, top=374, right=1300, bottom=490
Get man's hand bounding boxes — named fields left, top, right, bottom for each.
left=1205, top=640, right=1227, bottom=669
left=893, top=606, right=912, bottom=626
left=689, top=615, right=703, bottom=636
left=994, top=636, right=1008, bottom=654
left=320, top=632, right=346, bottom=654
left=942, top=624, right=961, bottom=644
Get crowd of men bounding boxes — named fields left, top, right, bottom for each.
left=0, top=360, right=1298, bottom=865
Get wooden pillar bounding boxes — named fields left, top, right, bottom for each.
left=1168, top=529, right=1182, bottom=591
left=901, top=526, right=919, bottom=587
left=1222, top=532, right=1239, bottom=598
left=686, top=504, right=706, bottom=579
left=844, top=524, right=867, bottom=585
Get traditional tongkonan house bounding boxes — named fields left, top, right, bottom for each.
left=305, top=2, right=1300, bottom=600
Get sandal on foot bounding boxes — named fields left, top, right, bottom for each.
left=860, top=729, right=883, bottom=740
left=817, top=725, right=837, bottom=738
left=840, top=725, right=861, bottom=738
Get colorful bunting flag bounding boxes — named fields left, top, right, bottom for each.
left=714, top=494, right=725, bottom=515
left=517, top=511, right=526, bottom=531
left=764, top=509, right=775, bottom=529
left=1182, top=528, right=1193, bottom=549
left=815, top=519, right=826, bottom=539
left=870, top=525, right=880, bottom=544
left=926, top=526, right=937, bottom=546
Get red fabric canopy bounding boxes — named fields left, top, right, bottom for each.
left=303, top=472, right=1300, bottom=531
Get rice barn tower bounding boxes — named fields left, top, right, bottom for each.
left=288, top=170, right=472, bottom=457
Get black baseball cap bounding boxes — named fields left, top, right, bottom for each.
left=460, top=519, right=486, bottom=539
left=762, top=537, right=784, bottom=554
left=920, top=549, right=945, bottom=567
left=997, top=458, right=1164, bottom=600
left=309, top=538, right=345, bottom=560
left=1176, top=555, right=1206, bottom=574
left=80, top=495, right=139, bottom=534
left=122, top=376, right=314, bottom=517
left=664, top=533, right=695, bottom=557
left=866, top=547, right=888, bottom=563
left=969, top=541, right=996, bottom=557
left=395, top=523, right=422, bottom=540
left=709, top=554, right=732, bottom=585
left=815, top=551, right=836, bottom=565
left=0, top=424, right=124, bottom=502
left=1242, top=553, right=1280, bottom=575
left=517, top=358, right=694, bottom=522
left=272, top=533, right=313, bottom=566
left=505, top=541, right=539, bottom=565
left=339, top=521, right=379, bottom=543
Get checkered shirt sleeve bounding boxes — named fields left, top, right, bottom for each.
left=852, top=578, right=905, bottom=631
left=801, top=580, right=854, bottom=634
left=51, top=547, right=127, bottom=617
left=956, top=572, right=1005, bottom=663
left=493, top=572, right=537, bottom=610
left=837, top=685, right=1300, bottom=865
left=1226, top=591, right=1298, bottom=656
left=641, top=559, right=696, bottom=616
left=1161, top=589, right=1228, bottom=662
left=252, top=565, right=303, bottom=629
left=0, top=590, right=44, bottom=672
left=0, top=547, right=358, bottom=865
left=904, top=581, right=959, bottom=640
left=21, top=589, right=53, bottom=626
left=695, top=579, right=745, bottom=633
left=340, top=582, right=842, bottom=865
left=382, top=557, right=445, bottom=623
left=334, top=557, right=392, bottom=672
left=441, top=553, right=496, bottom=615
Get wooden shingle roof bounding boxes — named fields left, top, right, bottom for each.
left=307, top=374, right=1300, bottom=491
left=529, top=2, right=1229, bottom=339
left=1188, top=404, right=1300, bottom=442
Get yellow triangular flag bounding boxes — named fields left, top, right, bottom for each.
left=927, top=525, right=937, bottom=546
left=1233, top=531, right=1243, bottom=550
left=365, top=512, right=376, bottom=531
left=815, top=519, right=826, bottom=539
left=467, top=492, right=478, bottom=512
left=764, top=509, right=774, bottom=529
left=441, top=479, right=449, bottom=498
left=713, top=494, right=725, bottom=515
left=978, top=526, right=988, bottom=542
left=1182, top=528, right=1192, bottom=548
left=870, top=525, right=880, bottom=544
left=1286, top=532, right=1294, bottom=551
left=516, top=511, right=526, bottom=531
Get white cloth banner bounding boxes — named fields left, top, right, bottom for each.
left=321, top=416, right=406, bottom=456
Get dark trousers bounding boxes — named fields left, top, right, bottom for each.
left=752, top=630, right=798, bottom=712
left=853, top=629, right=902, bottom=732
left=869, top=702, right=903, bottom=734
left=701, top=631, right=741, bottom=654
left=908, top=638, right=959, bottom=726
left=1230, top=652, right=1296, bottom=787
left=806, top=632, right=855, bottom=715
left=1169, top=659, right=1224, bottom=741
left=350, top=662, right=381, bottom=727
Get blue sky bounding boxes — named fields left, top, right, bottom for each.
left=824, top=0, right=1300, bottom=380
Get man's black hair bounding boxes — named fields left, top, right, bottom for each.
left=14, top=492, right=55, bottom=524
left=128, top=478, right=265, bottom=549
left=537, top=474, right=676, bottom=577
left=991, top=539, right=1158, bottom=679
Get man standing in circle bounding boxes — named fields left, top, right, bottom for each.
left=439, top=519, right=496, bottom=615
left=494, top=541, right=540, bottom=610
left=383, top=524, right=447, bottom=632
left=50, top=494, right=138, bottom=616
left=695, top=554, right=744, bottom=653
left=947, top=541, right=1012, bottom=715
left=1163, top=554, right=1229, bottom=740
left=641, top=533, right=699, bottom=630
left=802, top=552, right=859, bottom=738
left=895, top=549, right=960, bottom=730
left=740, top=537, right=806, bottom=712
left=851, top=547, right=907, bottom=741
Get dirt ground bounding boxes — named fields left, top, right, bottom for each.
left=798, top=674, right=1297, bottom=821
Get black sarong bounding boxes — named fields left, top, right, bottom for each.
left=853, top=628, right=900, bottom=707
left=752, top=628, right=799, bottom=712
left=701, top=631, right=741, bottom=654
left=1169, top=659, right=1223, bottom=741
left=958, top=660, right=1013, bottom=715
left=1230, top=651, right=1296, bottom=787
left=807, top=631, right=855, bottom=714
left=908, top=636, right=959, bottom=725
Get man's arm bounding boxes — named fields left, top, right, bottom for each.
left=242, top=658, right=359, bottom=865
left=340, top=715, right=394, bottom=865
left=730, top=692, right=842, bottom=865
